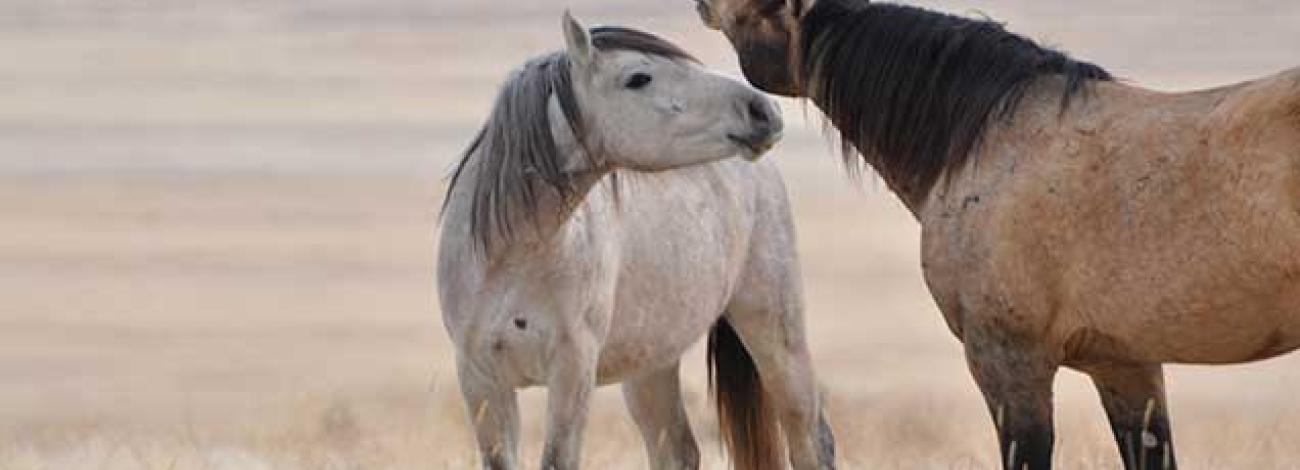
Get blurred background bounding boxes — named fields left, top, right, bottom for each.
left=2, top=0, right=1298, bottom=468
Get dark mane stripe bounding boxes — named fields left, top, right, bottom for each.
left=444, top=27, right=695, bottom=254
left=800, top=0, right=1112, bottom=197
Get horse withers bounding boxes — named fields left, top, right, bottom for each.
left=438, top=12, right=835, bottom=470
left=697, top=0, right=1300, bottom=468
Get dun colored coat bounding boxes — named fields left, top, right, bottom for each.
left=696, top=0, right=1300, bottom=468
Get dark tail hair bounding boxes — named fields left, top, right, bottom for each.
left=707, top=316, right=783, bottom=470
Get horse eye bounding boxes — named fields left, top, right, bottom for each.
left=625, top=73, right=653, bottom=90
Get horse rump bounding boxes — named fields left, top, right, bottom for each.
left=708, top=316, right=783, bottom=470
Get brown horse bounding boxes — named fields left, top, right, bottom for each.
left=695, top=0, right=1300, bottom=468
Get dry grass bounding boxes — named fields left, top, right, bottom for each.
left=3, top=1, right=1300, bottom=468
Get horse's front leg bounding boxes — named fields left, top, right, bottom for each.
left=540, top=327, right=600, bottom=470
left=457, top=365, right=521, bottom=470
left=964, top=329, right=1059, bottom=470
left=622, top=363, right=700, bottom=470
left=1085, top=363, right=1176, bottom=470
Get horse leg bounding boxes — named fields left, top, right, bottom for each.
left=964, top=336, right=1058, bottom=470
left=621, top=363, right=700, bottom=470
left=721, top=201, right=834, bottom=469
left=540, top=329, right=599, bottom=470
left=1086, top=363, right=1176, bottom=470
left=723, top=309, right=836, bottom=470
left=457, top=366, right=520, bottom=470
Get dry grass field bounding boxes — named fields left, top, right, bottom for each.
left=2, top=1, right=1300, bottom=468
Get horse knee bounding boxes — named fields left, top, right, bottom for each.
left=456, top=372, right=520, bottom=470
left=536, top=329, right=601, bottom=470
left=621, top=366, right=700, bottom=470
left=965, top=340, right=1058, bottom=470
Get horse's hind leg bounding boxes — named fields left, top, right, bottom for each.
left=723, top=188, right=834, bottom=469
left=622, top=362, right=700, bottom=470
left=723, top=304, right=836, bottom=470
left=1085, top=363, right=1176, bottom=470
left=457, top=366, right=520, bottom=470
left=964, top=333, right=1058, bottom=470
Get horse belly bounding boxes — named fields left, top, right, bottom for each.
left=1064, top=279, right=1300, bottom=365
left=596, top=302, right=725, bottom=384
left=1157, top=305, right=1300, bottom=365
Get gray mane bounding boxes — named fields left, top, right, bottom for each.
left=444, top=26, right=696, bottom=254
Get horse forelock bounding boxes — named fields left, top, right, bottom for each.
left=799, top=0, right=1113, bottom=199
left=444, top=27, right=697, bottom=255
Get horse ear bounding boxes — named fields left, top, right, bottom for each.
left=562, top=10, right=596, bottom=72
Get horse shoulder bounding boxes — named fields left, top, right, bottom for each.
left=917, top=83, right=1193, bottom=345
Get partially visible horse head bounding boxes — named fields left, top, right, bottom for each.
left=449, top=13, right=782, bottom=253
left=560, top=12, right=782, bottom=169
left=694, top=0, right=812, bottom=97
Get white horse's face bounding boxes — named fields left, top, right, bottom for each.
left=560, top=13, right=783, bottom=171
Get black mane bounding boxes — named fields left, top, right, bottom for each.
left=800, top=0, right=1112, bottom=197
left=445, top=27, right=696, bottom=254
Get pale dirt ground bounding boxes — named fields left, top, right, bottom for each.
left=2, top=1, right=1299, bottom=468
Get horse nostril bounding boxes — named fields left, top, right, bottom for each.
left=748, top=99, right=771, bottom=126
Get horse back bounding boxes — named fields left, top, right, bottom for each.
left=1204, top=67, right=1300, bottom=149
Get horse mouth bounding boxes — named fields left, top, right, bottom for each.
left=729, top=131, right=782, bottom=161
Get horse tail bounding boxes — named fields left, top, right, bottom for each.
left=707, top=316, right=783, bottom=470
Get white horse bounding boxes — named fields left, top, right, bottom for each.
left=437, top=13, right=835, bottom=470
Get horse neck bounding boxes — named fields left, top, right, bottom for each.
left=816, top=129, right=928, bottom=217
left=812, top=76, right=1104, bottom=219
left=867, top=155, right=927, bottom=218
left=445, top=149, right=610, bottom=253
